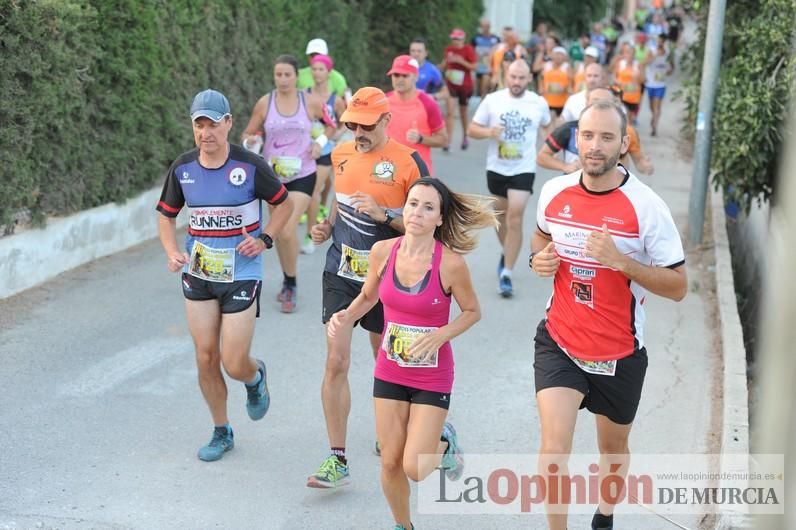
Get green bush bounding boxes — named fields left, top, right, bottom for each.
left=0, top=0, right=481, bottom=230
left=679, top=0, right=796, bottom=211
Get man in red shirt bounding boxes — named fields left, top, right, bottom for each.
left=530, top=100, right=687, bottom=530
left=385, top=55, right=448, bottom=176
left=440, top=28, right=477, bottom=151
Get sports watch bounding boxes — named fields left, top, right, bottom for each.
left=258, top=232, right=274, bottom=249
left=382, top=209, right=396, bottom=226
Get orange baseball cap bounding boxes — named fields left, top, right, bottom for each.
left=340, top=87, right=390, bottom=125
left=387, top=55, right=420, bottom=76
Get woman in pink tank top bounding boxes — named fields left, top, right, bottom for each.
left=327, top=178, right=497, bottom=530
left=241, top=54, right=334, bottom=313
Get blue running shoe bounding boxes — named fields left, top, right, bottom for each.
left=197, top=426, right=234, bottom=462
left=499, top=274, right=513, bottom=298
left=245, top=359, right=270, bottom=420
left=393, top=524, right=415, bottom=530
left=441, top=422, right=464, bottom=481
left=307, top=454, right=350, bottom=488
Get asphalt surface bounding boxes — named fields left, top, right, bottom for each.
left=0, top=77, right=719, bottom=530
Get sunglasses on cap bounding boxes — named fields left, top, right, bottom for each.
left=344, top=115, right=385, bottom=132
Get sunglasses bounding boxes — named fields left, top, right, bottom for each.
left=344, top=116, right=384, bottom=132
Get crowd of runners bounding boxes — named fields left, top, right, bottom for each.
left=155, top=3, right=688, bottom=529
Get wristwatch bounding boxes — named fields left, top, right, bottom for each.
left=528, top=251, right=537, bottom=270
left=257, top=232, right=274, bottom=249
left=382, top=209, right=396, bottom=226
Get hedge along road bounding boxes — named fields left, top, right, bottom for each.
left=0, top=91, right=718, bottom=530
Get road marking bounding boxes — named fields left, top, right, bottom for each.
left=59, top=336, right=192, bottom=397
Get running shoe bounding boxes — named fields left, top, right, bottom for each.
left=460, top=137, right=469, bottom=150
left=499, top=274, right=513, bottom=298
left=279, top=285, right=296, bottom=313
left=393, top=525, right=414, bottom=530
left=197, top=426, right=234, bottom=462
left=300, top=234, right=315, bottom=255
left=591, top=510, right=614, bottom=529
left=306, top=455, right=350, bottom=488
left=441, top=422, right=464, bottom=481
left=245, top=359, right=270, bottom=420
left=317, top=205, right=329, bottom=223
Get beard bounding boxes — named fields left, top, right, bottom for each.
left=580, top=149, right=621, bottom=177
left=509, top=84, right=526, bottom=97
left=356, top=136, right=374, bottom=152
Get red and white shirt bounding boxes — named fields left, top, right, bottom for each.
left=536, top=166, right=685, bottom=361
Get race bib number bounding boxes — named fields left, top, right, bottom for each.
left=337, top=244, right=369, bottom=282
left=269, top=155, right=302, bottom=180
left=445, top=69, right=465, bottom=86
left=566, top=353, right=617, bottom=376
left=382, top=322, right=439, bottom=368
left=547, top=82, right=566, bottom=94
left=654, top=71, right=666, bottom=82
left=189, top=241, right=235, bottom=283
left=623, top=82, right=639, bottom=94
left=498, top=141, right=523, bottom=160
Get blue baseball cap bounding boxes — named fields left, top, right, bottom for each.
left=190, top=89, right=231, bottom=122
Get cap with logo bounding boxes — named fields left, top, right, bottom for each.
left=190, top=89, right=231, bottom=122
left=339, top=87, right=390, bottom=126
left=305, top=38, right=329, bottom=56
left=449, top=28, right=466, bottom=40
left=584, top=46, right=600, bottom=59
left=387, top=55, right=420, bottom=76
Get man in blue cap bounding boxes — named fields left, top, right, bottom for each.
left=156, top=89, right=294, bottom=461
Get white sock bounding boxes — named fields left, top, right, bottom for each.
left=501, top=268, right=512, bottom=279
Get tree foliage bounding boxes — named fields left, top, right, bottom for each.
left=533, top=0, right=611, bottom=39
left=679, top=0, right=796, bottom=211
left=0, top=0, right=481, bottom=230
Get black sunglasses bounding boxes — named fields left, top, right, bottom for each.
left=344, top=116, right=384, bottom=132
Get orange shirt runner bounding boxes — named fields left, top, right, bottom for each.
left=386, top=91, right=445, bottom=176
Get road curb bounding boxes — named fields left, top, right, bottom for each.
left=709, top=185, right=751, bottom=528
left=0, top=187, right=186, bottom=300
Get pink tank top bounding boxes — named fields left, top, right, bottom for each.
left=262, top=91, right=316, bottom=182
left=374, top=238, right=454, bottom=393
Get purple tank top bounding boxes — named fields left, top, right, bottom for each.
left=262, top=91, right=316, bottom=182
left=374, top=237, right=454, bottom=393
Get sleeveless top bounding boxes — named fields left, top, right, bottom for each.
left=617, top=59, right=642, bottom=104
left=374, top=238, right=454, bottom=393
left=307, top=88, right=337, bottom=157
left=542, top=62, right=570, bottom=108
left=262, top=90, right=316, bottom=182
left=572, top=62, right=586, bottom=92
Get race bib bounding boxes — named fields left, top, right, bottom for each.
left=566, top=353, right=617, bottom=376
left=270, top=155, right=302, bottom=180
left=382, top=322, right=439, bottom=368
left=189, top=241, right=234, bottom=283
left=445, top=69, right=465, bottom=86
left=337, top=244, right=369, bottom=282
left=654, top=71, right=666, bottom=82
left=498, top=141, right=523, bottom=160
left=547, top=82, right=566, bottom=94
left=623, top=82, right=639, bottom=94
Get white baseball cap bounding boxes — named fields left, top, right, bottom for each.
left=306, top=38, right=329, bottom=56
left=585, top=46, right=600, bottom=59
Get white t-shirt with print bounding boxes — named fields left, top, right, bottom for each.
left=472, top=88, right=551, bottom=176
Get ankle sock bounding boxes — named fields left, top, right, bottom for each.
left=331, top=447, right=347, bottom=465
left=283, top=274, right=296, bottom=287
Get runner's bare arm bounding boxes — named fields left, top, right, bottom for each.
left=422, top=126, right=449, bottom=148
left=350, top=191, right=406, bottom=233
left=157, top=214, right=189, bottom=272
left=311, top=196, right=337, bottom=243
left=327, top=240, right=391, bottom=337
left=530, top=229, right=559, bottom=278
left=536, top=143, right=580, bottom=173
left=241, top=95, right=269, bottom=142
left=585, top=224, right=687, bottom=301
left=467, top=121, right=502, bottom=140
left=261, top=193, right=294, bottom=243
left=407, top=250, right=480, bottom=357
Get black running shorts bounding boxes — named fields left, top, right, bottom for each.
left=373, top=377, right=451, bottom=410
left=285, top=172, right=317, bottom=196
left=533, top=320, right=648, bottom=425
left=181, top=273, right=261, bottom=317
left=486, top=171, right=535, bottom=197
left=322, top=271, right=384, bottom=333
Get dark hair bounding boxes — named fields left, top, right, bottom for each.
left=274, top=54, right=299, bottom=75
left=580, top=100, right=627, bottom=138
left=410, top=37, right=427, bottom=49
left=408, top=178, right=497, bottom=254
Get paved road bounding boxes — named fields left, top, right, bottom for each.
left=0, top=76, right=719, bottom=529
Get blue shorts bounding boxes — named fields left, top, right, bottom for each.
left=647, top=86, right=666, bottom=99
